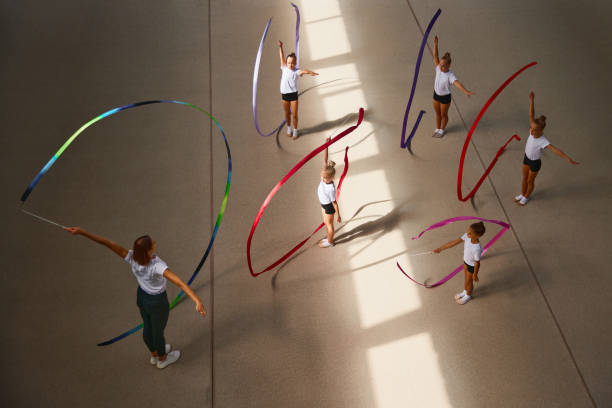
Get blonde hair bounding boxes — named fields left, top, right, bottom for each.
left=534, top=115, right=547, bottom=130
left=441, top=52, right=451, bottom=65
left=322, top=160, right=336, bottom=179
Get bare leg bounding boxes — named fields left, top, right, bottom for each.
left=520, top=164, right=530, bottom=196
left=433, top=99, right=442, bottom=129
left=464, top=266, right=474, bottom=296
left=524, top=170, right=538, bottom=198
left=282, top=100, right=291, bottom=129
left=324, top=213, right=335, bottom=244
left=440, top=102, right=450, bottom=130
left=290, top=100, right=299, bottom=129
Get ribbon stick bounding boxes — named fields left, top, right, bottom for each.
left=400, top=8, right=441, bottom=151
left=247, top=108, right=364, bottom=277
left=21, top=208, right=67, bottom=229
left=18, top=100, right=232, bottom=346
left=252, top=3, right=301, bottom=136
left=457, top=62, right=537, bottom=201
left=397, top=216, right=510, bottom=287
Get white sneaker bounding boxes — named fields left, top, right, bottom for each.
left=150, top=344, right=171, bottom=365
left=286, top=125, right=293, bottom=135
left=157, top=350, right=181, bottom=369
left=454, top=291, right=466, bottom=300
left=456, top=295, right=472, bottom=305
left=292, top=128, right=299, bottom=139
left=318, top=238, right=332, bottom=248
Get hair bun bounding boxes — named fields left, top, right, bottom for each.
left=539, top=115, right=547, bottom=122
left=328, top=160, right=336, bottom=168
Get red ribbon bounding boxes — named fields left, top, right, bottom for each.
left=457, top=62, right=537, bottom=201
left=247, top=108, right=365, bottom=277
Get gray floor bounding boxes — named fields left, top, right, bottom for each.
left=2, top=1, right=611, bottom=407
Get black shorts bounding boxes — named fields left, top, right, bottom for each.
left=464, top=262, right=475, bottom=273
left=321, top=202, right=335, bottom=215
left=282, top=92, right=298, bottom=102
left=433, top=91, right=451, bottom=104
left=523, top=154, right=542, bottom=172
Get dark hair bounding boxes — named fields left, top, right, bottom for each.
left=441, top=52, right=451, bottom=65
left=286, top=52, right=297, bottom=63
left=534, top=115, right=547, bottom=130
left=133, top=235, right=153, bottom=265
left=470, top=222, right=486, bottom=236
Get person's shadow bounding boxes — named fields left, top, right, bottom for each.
left=333, top=202, right=406, bottom=245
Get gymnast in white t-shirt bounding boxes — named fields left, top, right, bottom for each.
left=514, top=91, right=579, bottom=206
left=64, top=227, right=206, bottom=369
left=318, top=137, right=342, bottom=248
left=433, top=222, right=486, bottom=305
left=431, top=36, right=474, bottom=138
left=278, top=40, right=318, bottom=139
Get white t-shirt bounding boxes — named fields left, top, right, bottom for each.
left=461, top=233, right=482, bottom=267
left=124, top=250, right=168, bottom=295
left=524, top=133, right=550, bottom=161
left=434, top=65, right=457, bottom=96
left=317, top=180, right=336, bottom=205
left=280, top=66, right=299, bottom=94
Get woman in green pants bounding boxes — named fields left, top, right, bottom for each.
left=65, top=227, right=206, bottom=369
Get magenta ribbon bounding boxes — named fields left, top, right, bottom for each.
left=400, top=9, right=441, bottom=152
left=252, top=3, right=300, bottom=137
left=397, top=216, right=510, bottom=287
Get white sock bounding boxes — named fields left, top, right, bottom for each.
left=461, top=294, right=472, bottom=303
left=460, top=290, right=466, bottom=297
left=435, top=128, right=441, bottom=133
left=515, top=194, right=524, bottom=201
left=287, top=125, right=292, bottom=134
left=293, top=128, right=298, bottom=137
left=520, top=197, right=529, bottom=205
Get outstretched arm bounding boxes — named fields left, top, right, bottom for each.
left=433, top=237, right=463, bottom=253
left=546, top=144, right=579, bottom=165
left=163, top=269, right=207, bottom=317
left=453, top=80, right=474, bottom=96
left=64, top=227, right=128, bottom=259
left=298, top=69, right=318, bottom=77
left=323, top=137, right=330, bottom=167
left=278, top=40, right=286, bottom=67
left=529, top=91, right=535, bottom=123
left=433, top=35, right=440, bottom=66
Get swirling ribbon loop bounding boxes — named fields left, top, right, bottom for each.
left=457, top=62, right=537, bottom=201
left=397, top=216, right=510, bottom=287
left=252, top=3, right=301, bottom=137
left=247, top=108, right=365, bottom=277
left=400, top=8, right=441, bottom=151
left=19, top=100, right=232, bottom=346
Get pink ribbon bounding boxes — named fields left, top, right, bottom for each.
left=397, top=216, right=510, bottom=287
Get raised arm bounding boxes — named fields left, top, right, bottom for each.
left=545, top=144, right=579, bottom=165
left=163, top=269, right=207, bottom=316
left=433, top=236, right=463, bottom=253
left=529, top=91, right=535, bottom=123
left=323, top=137, right=330, bottom=167
left=64, top=227, right=128, bottom=258
left=278, top=40, right=286, bottom=67
left=298, top=69, right=318, bottom=77
left=433, top=35, right=440, bottom=66
left=453, top=80, right=474, bottom=96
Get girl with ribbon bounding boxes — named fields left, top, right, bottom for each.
left=278, top=40, right=318, bottom=139
left=432, top=35, right=474, bottom=138
left=318, top=137, right=342, bottom=248
left=433, top=221, right=486, bottom=304
left=514, top=91, right=580, bottom=206
left=64, top=227, right=206, bottom=368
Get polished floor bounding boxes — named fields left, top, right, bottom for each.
left=2, top=1, right=611, bottom=407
